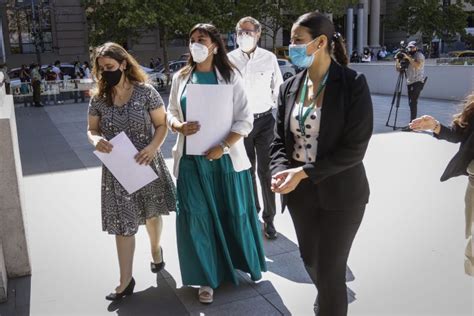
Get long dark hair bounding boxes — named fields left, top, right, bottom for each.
left=91, top=42, right=148, bottom=106
left=453, top=93, right=474, bottom=129
left=294, top=12, right=348, bottom=66
left=180, top=23, right=236, bottom=83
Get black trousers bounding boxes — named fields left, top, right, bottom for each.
left=32, top=80, right=41, bottom=106
left=407, top=81, right=424, bottom=121
left=4, top=82, right=10, bottom=95
left=287, top=179, right=365, bottom=316
left=244, top=113, right=276, bottom=223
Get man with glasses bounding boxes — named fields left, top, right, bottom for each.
left=228, top=16, right=283, bottom=240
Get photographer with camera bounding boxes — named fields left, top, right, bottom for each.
left=395, top=41, right=425, bottom=128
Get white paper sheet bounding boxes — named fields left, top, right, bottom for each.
left=185, top=84, right=233, bottom=155
left=94, top=132, right=158, bottom=194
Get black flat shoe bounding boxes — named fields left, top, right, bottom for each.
left=150, top=247, right=165, bottom=273
left=264, top=222, right=278, bottom=240
left=105, top=277, right=135, bottom=301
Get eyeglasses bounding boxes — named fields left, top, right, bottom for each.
left=236, top=29, right=257, bottom=36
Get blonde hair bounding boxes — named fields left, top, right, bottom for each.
left=91, top=42, right=148, bottom=106
left=453, top=93, right=474, bottom=129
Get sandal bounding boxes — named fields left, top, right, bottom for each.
left=198, top=286, right=214, bottom=304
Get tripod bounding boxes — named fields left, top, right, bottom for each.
left=386, top=69, right=406, bottom=130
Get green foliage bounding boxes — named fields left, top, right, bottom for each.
left=83, top=0, right=357, bottom=48
left=232, top=0, right=355, bottom=50
left=392, top=0, right=468, bottom=45
left=83, top=0, right=239, bottom=46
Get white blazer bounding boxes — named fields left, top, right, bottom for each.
left=166, top=66, right=253, bottom=178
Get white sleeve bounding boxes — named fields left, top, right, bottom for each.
left=166, top=72, right=182, bottom=132
left=272, top=55, right=284, bottom=106
left=230, top=74, right=253, bottom=137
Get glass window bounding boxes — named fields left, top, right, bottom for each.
left=6, top=0, right=53, bottom=54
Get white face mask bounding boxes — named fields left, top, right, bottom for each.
left=237, top=35, right=256, bottom=53
left=189, top=43, right=211, bottom=64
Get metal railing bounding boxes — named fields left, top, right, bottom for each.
left=11, top=78, right=95, bottom=105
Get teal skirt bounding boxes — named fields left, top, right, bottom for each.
left=176, top=154, right=267, bottom=288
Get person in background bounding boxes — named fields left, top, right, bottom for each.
left=19, top=64, right=30, bottom=95
left=45, top=65, right=57, bottom=104
left=73, top=61, right=85, bottom=103
left=0, top=63, right=11, bottom=94
left=74, top=61, right=85, bottom=79
left=350, top=50, right=361, bottom=63
left=83, top=61, right=92, bottom=79
left=409, top=93, right=474, bottom=277
left=228, top=16, right=283, bottom=240
left=396, top=41, right=425, bottom=129
left=30, top=63, right=43, bottom=107
left=52, top=60, right=63, bottom=81
left=361, top=47, right=371, bottom=62
left=377, top=46, right=388, bottom=60
left=149, top=58, right=156, bottom=69
left=156, top=57, right=162, bottom=68
left=167, top=23, right=266, bottom=304
left=45, top=65, right=57, bottom=81
left=52, top=60, right=64, bottom=104
left=270, top=12, right=373, bottom=315
left=87, top=42, right=176, bottom=301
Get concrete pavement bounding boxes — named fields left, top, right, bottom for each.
left=0, top=93, right=472, bottom=315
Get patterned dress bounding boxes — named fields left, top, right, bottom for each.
left=88, top=83, right=176, bottom=236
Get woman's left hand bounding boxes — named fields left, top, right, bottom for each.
left=135, top=145, right=158, bottom=165
left=205, top=145, right=223, bottom=161
left=271, top=167, right=308, bottom=194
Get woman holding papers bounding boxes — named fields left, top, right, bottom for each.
left=269, top=12, right=373, bottom=315
left=87, top=42, right=176, bottom=301
left=167, top=23, right=266, bottom=304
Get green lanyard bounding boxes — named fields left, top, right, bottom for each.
left=298, top=71, right=329, bottom=136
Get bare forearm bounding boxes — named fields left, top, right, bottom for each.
left=149, top=125, right=168, bottom=150
left=223, top=132, right=243, bottom=147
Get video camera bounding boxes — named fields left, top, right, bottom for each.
left=395, top=41, right=410, bottom=71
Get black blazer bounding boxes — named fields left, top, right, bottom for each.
left=270, top=60, right=373, bottom=210
left=436, top=118, right=474, bottom=181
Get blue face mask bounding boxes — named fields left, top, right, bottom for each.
left=289, top=39, right=317, bottom=68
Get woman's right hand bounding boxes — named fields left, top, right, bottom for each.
left=409, top=115, right=437, bottom=131
left=175, top=121, right=200, bottom=136
left=94, top=138, right=113, bottom=153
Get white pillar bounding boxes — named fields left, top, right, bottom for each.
left=362, top=0, right=369, bottom=47
left=370, top=0, right=381, bottom=48
left=346, top=6, right=354, bottom=57
left=357, top=3, right=364, bottom=54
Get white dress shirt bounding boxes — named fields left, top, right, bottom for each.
left=166, top=67, right=253, bottom=178
left=228, top=47, right=283, bottom=114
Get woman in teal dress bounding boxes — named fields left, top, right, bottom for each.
left=167, top=23, right=266, bottom=304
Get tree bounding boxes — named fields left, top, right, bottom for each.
left=234, top=0, right=356, bottom=51
left=392, top=0, right=468, bottom=55
left=83, top=0, right=235, bottom=84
